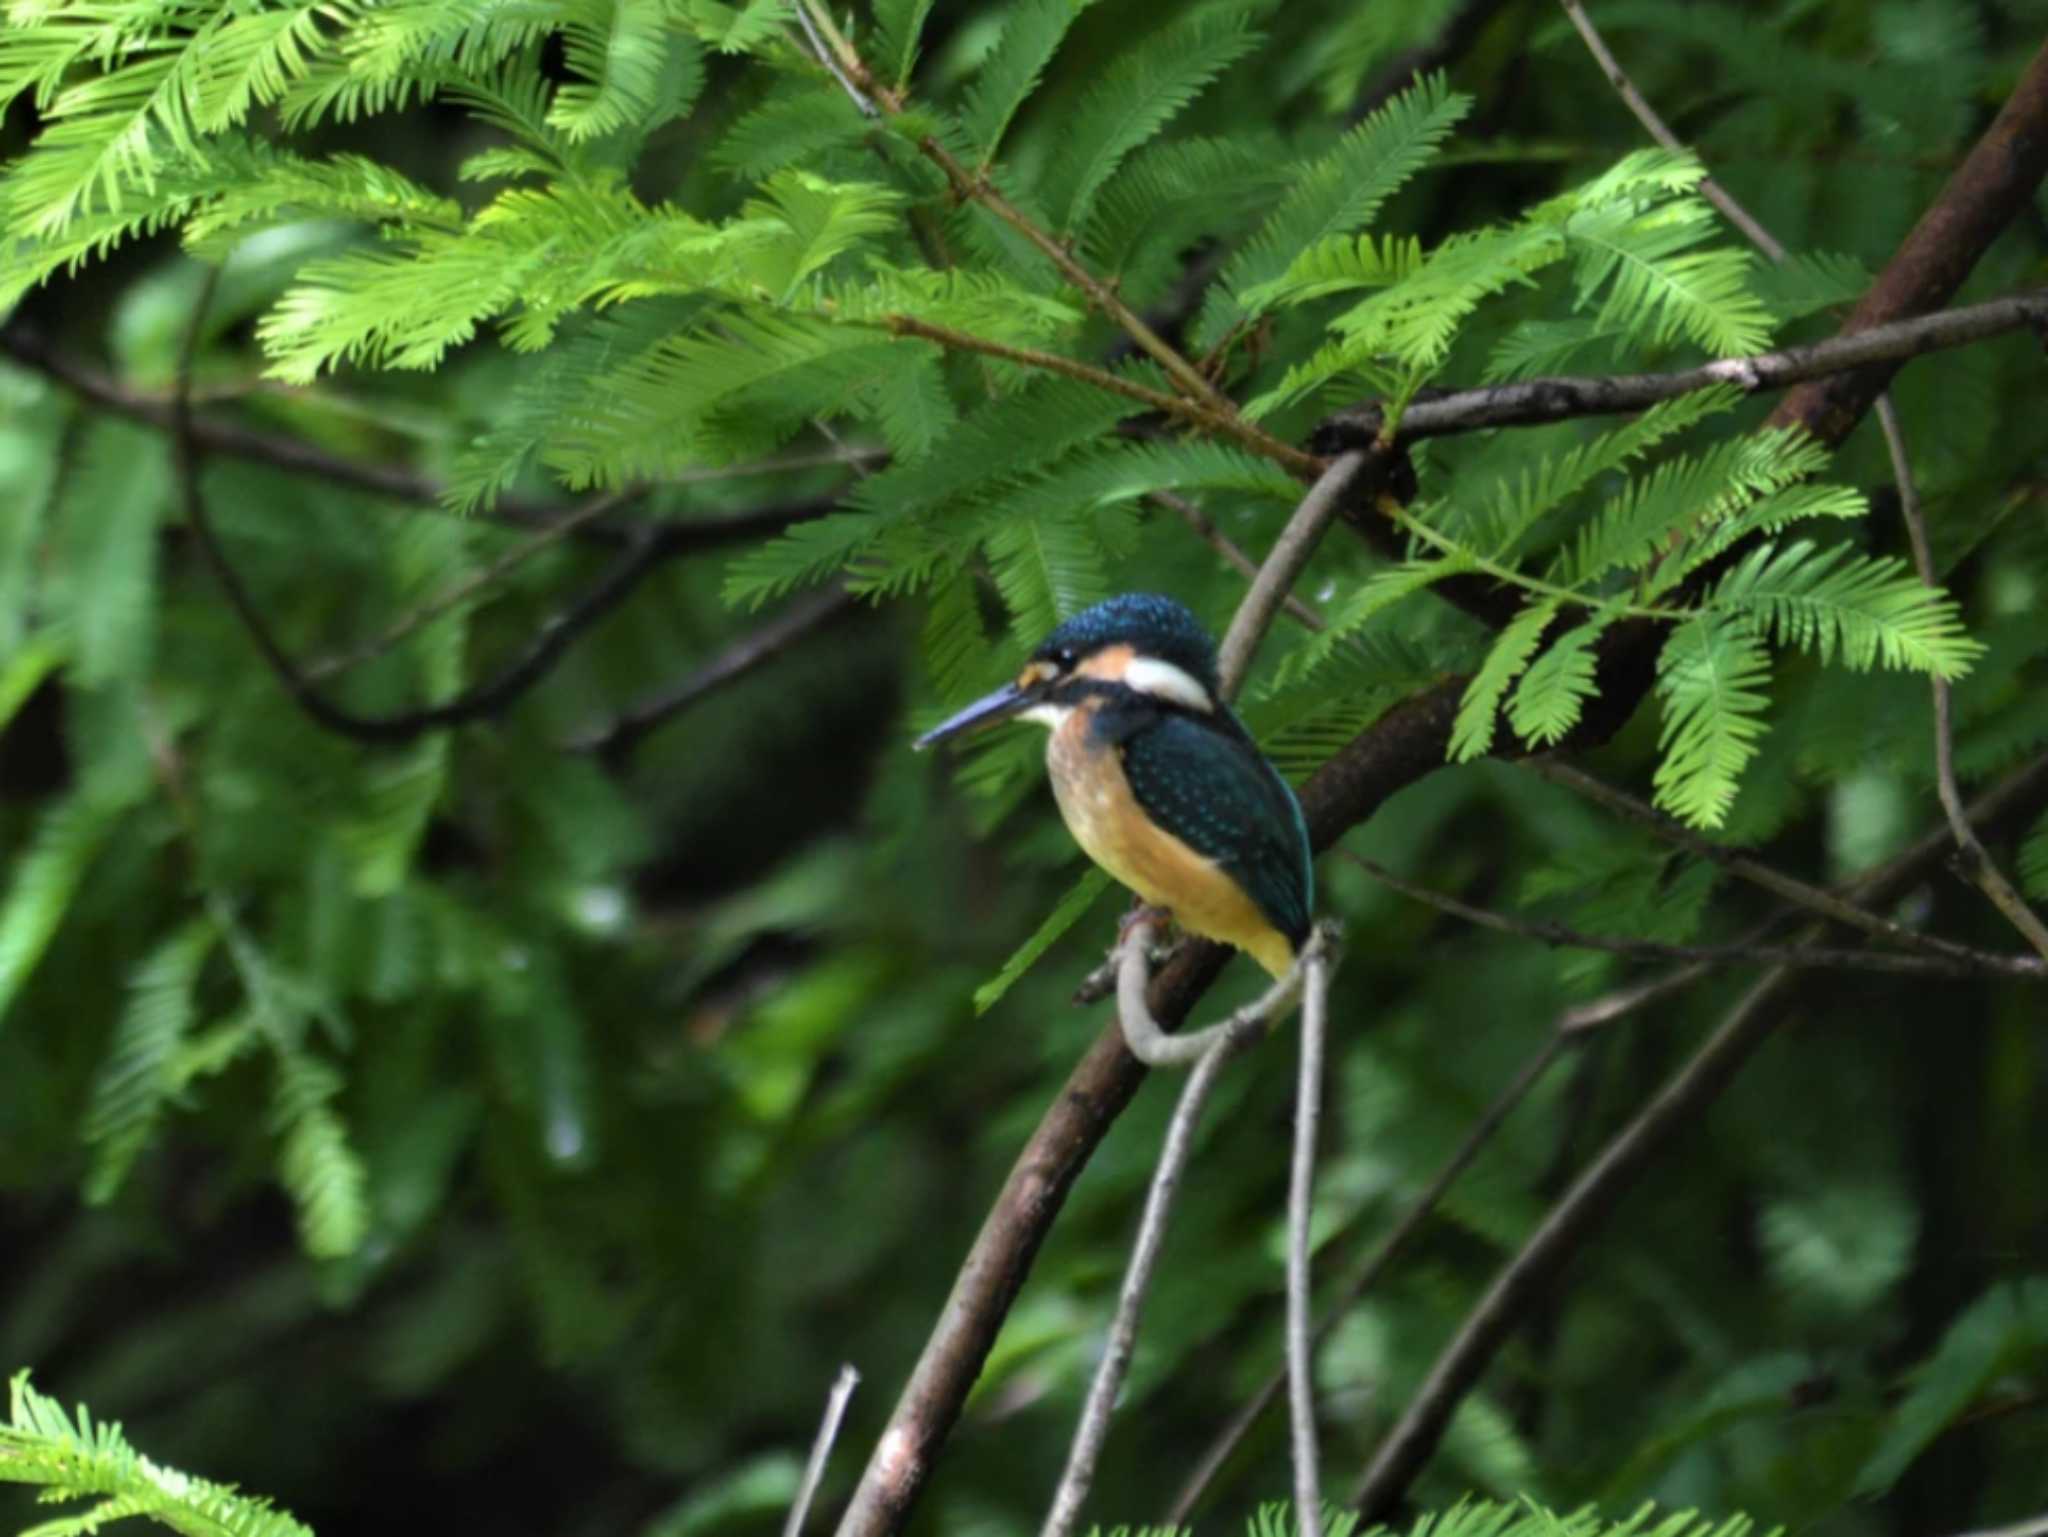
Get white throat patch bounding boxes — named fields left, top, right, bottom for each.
left=1122, top=656, right=1214, bottom=713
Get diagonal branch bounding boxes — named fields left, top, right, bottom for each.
left=1317, top=290, right=2048, bottom=447
left=567, top=587, right=858, bottom=765
left=789, top=0, right=1306, bottom=472
left=1525, top=763, right=2046, bottom=980
left=1340, top=847, right=2043, bottom=983
left=1217, top=450, right=1372, bottom=699
left=1348, top=748, right=2048, bottom=1518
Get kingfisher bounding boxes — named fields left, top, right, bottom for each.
left=914, top=593, right=1313, bottom=978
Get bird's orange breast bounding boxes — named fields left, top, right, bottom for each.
left=1045, top=702, right=1294, bottom=977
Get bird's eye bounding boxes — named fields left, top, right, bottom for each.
left=1053, top=647, right=1077, bottom=669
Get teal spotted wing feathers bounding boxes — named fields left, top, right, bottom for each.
left=1117, top=714, right=1313, bottom=950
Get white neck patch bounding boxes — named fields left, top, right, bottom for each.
left=1122, top=656, right=1214, bottom=713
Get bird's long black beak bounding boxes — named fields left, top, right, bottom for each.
left=913, top=681, right=1033, bottom=750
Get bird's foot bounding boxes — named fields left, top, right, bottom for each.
left=1117, top=903, right=1176, bottom=956
left=1073, top=905, right=1177, bottom=1005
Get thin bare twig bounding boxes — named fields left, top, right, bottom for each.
left=303, top=490, right=638, bottom=680
left=1166, top=1033, right=1570, bottom=1526
left=1341, top=848, right=2044, bottom=983
left=1286, top=935, right=1335, bottom=1537
left=1038, top=1019, right=1259, bottom=1537
left=570, top=587, right=858, bottom=763
left=1556, top=0, right=1788, bottom=262
left=1114, top=919, right=1331, bottom=1066
left=1150, top=492, right=1327, bottom=634
left=1217, top=451, right=1369, bottom=700
left=1881, top=402, right=2048, bottom=960
left=1528, top=762, right=2047, bottom=979
left=880, top=313, right=1320, bottom=474
left=786, top=1365, right=863, bottom=1537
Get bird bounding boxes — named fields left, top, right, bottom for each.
left=914, top=593, right=1313, bottom=977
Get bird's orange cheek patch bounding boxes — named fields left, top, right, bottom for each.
left=1074, top=644, right=1134, bottom=683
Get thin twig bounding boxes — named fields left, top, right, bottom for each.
left=1557, top=0, right=2048, bottom=967
left=1286, top=935, right=1335, bottom=1537
left=1150, top=492, right=1327, bottom=634
left=1319, top=290, right=2048, bottom=445
left=1341, top=848, right=2044, bottom=983
left=1556, top=0, right=1788, bottom=261
left=1217, top=451, right=1369, bottom=700
left=1, top=320, right=858, bottom=548
left=1528, top=762, right=2047, bottom=978
left=303, top=490, right=638, bottom=680
left=1941, top=1517, right=2048, bottom=1537
left=881, top=313, right=1322, bottom=475
left=1166, top=1033, right=1569, bottom=1526
left=1038, top=1021, right=1258, bottom=1537
left=1880, top=401, right=2048, bottom=960
left=570, top=587, right=857, bottom=762
left=790, top=7, right=875, bottom=116
left=786, top=1365, right=863, bottom=1537
left=786, top=0, right=1307, bottom=469
left=1349, top=748, right=2048, bottom=1517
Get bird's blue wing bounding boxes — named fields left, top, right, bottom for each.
left=1117, top=713, right=1313, bottom=947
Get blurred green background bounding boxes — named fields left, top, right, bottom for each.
left=3, top=3, right=2048, bottom=1535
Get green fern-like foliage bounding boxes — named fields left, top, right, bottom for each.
left=0, top=1372, right=314, bottom=1537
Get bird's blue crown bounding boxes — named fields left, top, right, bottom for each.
left=1035, top=593, right=1221, bottom=696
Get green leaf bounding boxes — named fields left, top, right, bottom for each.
left=1198, top=71, right=1469, bottom=345
left=2019, top=807, right=2048, bottom=902
left=1450, top=596, right=1560, bottom=761
left=1, top=1370, right=316, bottom=1537
left=52, top=418, right=167, bottom=687
left=271, top=1046, right=371, bottom=1259
left=547, top=0, right=681, bottom=141
left=0, top=784, right=134, bottom=1030
left=1508, top=605, right=1619, bottom=748
left=1855, top=1278, right=2048, bottom=1494
left=973, top=868, right=1112, bottom=1014
left=1036, top=2, right=1261, bottom=233
left=82, top=918, right=218, bottom=1204
left=1711, top=540, right=1982, bottom=678
left=1652, top=613, right=1772, bottom=828
left=959, top=0, right=1093, bottom=162
left=872, top=0, right=939, bottom=88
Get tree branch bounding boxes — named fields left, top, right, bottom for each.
left=1, top=317, right=846, bottom=549
left=1316, top=290, right=2048, bottom=448
left=1882, top=406, right=2048, bottom=960
left=1038, top=1011, right=1257, bottom=1537
left=880, top=314, right=1321, bottom=474
left=1347, top=747, right=2048, bottom=1518
left=789, top=0, right=1309, bottom=472
left=1342, top=845, right=2044, bottom=983
left=786, top=1366, right=862, bottom=1537
left=569, top=587, right=859, bottom=764
left=1217, top=450, right=1370, bottom=699
left=1165, top=1032, right=1570, bottom=1527
left=1528, top=762, right=2046, bottom=980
